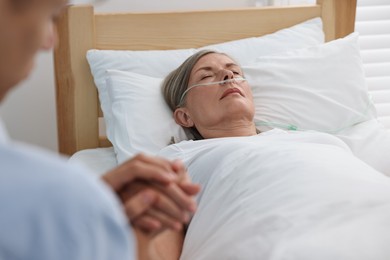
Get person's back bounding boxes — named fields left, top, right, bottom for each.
left=0, top=132, right=135, bottom=260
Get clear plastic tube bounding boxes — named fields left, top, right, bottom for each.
left=178, top=77, right=246, bottom=107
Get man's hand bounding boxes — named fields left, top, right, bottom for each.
left=102, top=154, right=200, bottom=235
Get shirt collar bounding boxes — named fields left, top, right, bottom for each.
left=0, top=118, right=9, bottom=144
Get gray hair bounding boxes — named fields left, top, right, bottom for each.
left=162, top=50, right=223, bottom=140
left=162, top=49, right=221, bottom=110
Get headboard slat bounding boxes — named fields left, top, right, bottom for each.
left=95, top=6, right=322, bottom=50
left=54, top=5, right=99, bottom=155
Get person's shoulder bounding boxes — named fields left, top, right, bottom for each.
left=0, top=141, right=113, bottom=209
left=0, top=141, right=119, bottom=205
left=0, top=141, right=79, bottom=176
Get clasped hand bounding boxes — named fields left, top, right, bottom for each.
left=102, top=154, right=200, bottom=236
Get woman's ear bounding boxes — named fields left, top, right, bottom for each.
left=174, top=108, right=194, bottom=128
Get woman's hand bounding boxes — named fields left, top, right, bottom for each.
left=120, top=160, right=200, bottom=235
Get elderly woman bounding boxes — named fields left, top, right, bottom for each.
left=163, top=49, right=257, bottom=140
left=157, top=50, right=390, bottom=259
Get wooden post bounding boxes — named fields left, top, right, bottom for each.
left=53, top=5, right=98, bottom=155
left=318, top=0, right=357, bottom=41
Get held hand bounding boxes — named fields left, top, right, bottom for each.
left=120, top=187, right=186, bottom=235
left=102, top=154, right=178, bottom=192
left=122, top=183, right=200, bottom=235
left=171, top=159, right=201, bottom=196
left=102, top=154, right=200, bottom=235
left=120, top=172, right=200, bottom=235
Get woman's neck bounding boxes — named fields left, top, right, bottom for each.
left=199, top=121, right=258, bottom=139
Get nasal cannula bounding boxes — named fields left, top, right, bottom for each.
left=178, top=76, right=246, bottom=106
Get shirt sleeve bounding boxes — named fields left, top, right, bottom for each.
left=0, top=144, right=136, bottom=260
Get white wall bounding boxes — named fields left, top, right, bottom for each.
left=0, top=52, right=58, bottom=150
left=0, top=0, right=314, bottom=152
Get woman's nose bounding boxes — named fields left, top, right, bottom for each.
left=41, top=22, right=57, bottom=50
left=221, top=70, right=234, bottom=81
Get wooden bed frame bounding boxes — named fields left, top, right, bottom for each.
left=54, top=0, right=357, bottom=156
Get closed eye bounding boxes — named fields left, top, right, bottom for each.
left=201, top=75, right=212, bottom=80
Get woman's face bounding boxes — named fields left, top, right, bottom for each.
left=174, top=53, right=255, bottom=135
left=0, top=0, right=66, bottom=101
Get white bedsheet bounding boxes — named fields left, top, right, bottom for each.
left=159, top=129, right=390, bottom=260
left=336, top=119, right=390, bottom=176
left=68, top=147, right=117, bottom=177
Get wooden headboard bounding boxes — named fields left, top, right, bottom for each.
left=53, top=0, right=357, bottom=156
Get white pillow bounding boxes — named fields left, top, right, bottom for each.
left=202, top=17, right=324, bottom=63
left=87, top=49, right=194, bottom=145
left=243, top=33, right=377, bottom=134
left=87, top=18, right=324, bottom=148
left=106, top=70, right=187, bottom=163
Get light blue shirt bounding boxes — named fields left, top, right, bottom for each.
left=0, top=119, right=136, bottom=260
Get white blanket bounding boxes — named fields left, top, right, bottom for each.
left=159, top=129, right=390, bottom=260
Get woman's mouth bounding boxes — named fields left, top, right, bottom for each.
left=220, top=88, right=243, bottom=100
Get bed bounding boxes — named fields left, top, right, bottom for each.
left=54, top=1, right=390, bottom=259
left=54, top=0, right=390, bottom=175
left=54, top=0, right=357, bottom=156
